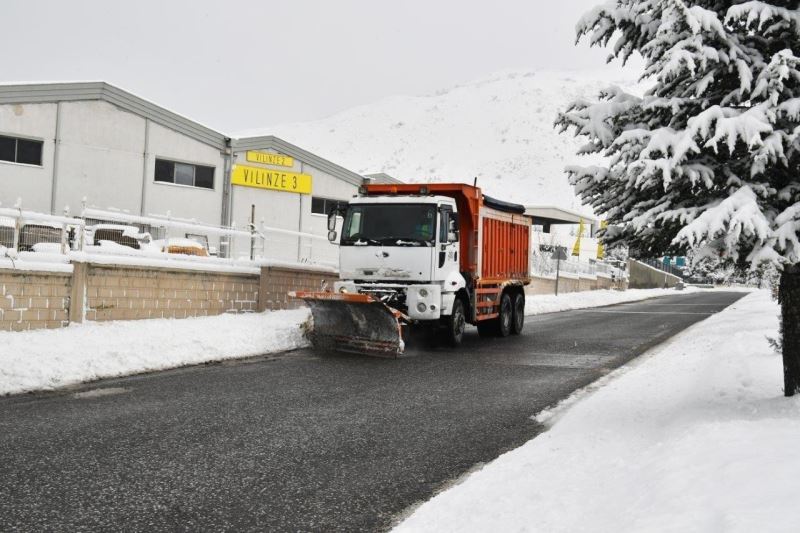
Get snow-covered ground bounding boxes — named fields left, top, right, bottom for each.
left=239, top=69, right=639, bottom=210
left=395, top=290, right=799, bottom=533
left=0, top=309, right=310, bottom=396
left=524, top=286, right=701, bottom=315
left=1, top=286, right=698, bottom=396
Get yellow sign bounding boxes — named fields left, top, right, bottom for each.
left=597, top=220, right=608, bottom=259
left=572, top=218, right=584, bottom=256
left=246, top=151, right=294, bottom=168
left=232, top=165, right=312, bottom=194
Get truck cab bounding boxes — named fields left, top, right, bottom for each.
left=330, top=194, right=466, bottom=322
left=293, top=182, right=530, bottom=356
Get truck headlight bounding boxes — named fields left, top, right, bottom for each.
left=419, top=288, right=428, bottom=297
left=417, top=303, right=427, bottom=313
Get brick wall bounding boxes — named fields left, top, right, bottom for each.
left=2, top=261, right=631, bottom=332
left=0, top=270, right=71, bottom=331
left=85, top=265, right=259, bottom=321
left=259, top=266, right=338, bottom=311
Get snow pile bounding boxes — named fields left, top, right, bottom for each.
left=0, top=309, right=310, bottom=396
left=395, top=290, right=799, bottom=533
left=525, top=286, right=701, bottom=315
left=239, top=69, right=638, bottom=209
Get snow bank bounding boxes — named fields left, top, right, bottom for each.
left=0, top=309, right=310, bottom=396
left=395, top=290, right=799, bottom=533
left=525, top=286, right=701, bottom=315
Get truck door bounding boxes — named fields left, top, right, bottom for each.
left=435, top=205, right=460, bottom=281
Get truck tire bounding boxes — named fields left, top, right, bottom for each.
left=444, top=298, right=466, bottom=347
left=477, top=292, right=513, bottom=338
left=511, top=293, right=525, bottom=335
left=497, top=292, right=512, bottom=337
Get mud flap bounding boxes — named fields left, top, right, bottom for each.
left=290, top=292, right=406, bottom=357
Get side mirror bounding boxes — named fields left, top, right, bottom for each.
left=448, top=218, right=459, bottom=242
left=327, top=211, right=337, bottom=231
left=328, top=230, right=338, bottom=242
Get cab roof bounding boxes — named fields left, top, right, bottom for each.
left=349, top=195, right=456, bottom=206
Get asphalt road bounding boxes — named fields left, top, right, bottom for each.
left=0, top=291, right=745, bottom=532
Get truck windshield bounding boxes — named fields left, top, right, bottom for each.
left=341, top=204, right=436, bottom=246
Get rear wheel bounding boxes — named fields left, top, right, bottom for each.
left=497, top=292, right=512, bottom=337
left=511, top=293, right=525, bottom=335
left=476, top=292, right=513, bottom=337
left=444, top=298, right=466, bottom=347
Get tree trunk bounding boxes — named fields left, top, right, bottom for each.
left=780, top=264, right=800, bottom=397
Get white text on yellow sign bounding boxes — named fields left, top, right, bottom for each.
left=232, top=165, right=312, bottom=194
left=246, top=151, right=294, bottom=168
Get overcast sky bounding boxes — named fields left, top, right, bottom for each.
left=2, top=0, right=618, bottom=132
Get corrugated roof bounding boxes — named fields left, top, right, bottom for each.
left=0, top=82, right=370, bottom=186
left=0, top=82, right=228, bottom=149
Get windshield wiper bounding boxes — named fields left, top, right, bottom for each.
left=344, top=237, right=381, bottom=246
left=378, top=237, right=433, bottom=246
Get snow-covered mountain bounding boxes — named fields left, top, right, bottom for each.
left=238, top=69, right=638, bottom=211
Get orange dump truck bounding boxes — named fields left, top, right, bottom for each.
left=292, top=183, right=532, bottom=356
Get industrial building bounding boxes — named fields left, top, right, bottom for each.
left=0, top=82, right=400, bottom=259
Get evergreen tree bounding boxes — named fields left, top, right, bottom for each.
left=556, top=1, right=800, bottom=395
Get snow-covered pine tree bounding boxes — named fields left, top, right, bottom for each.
left=555, top=1, right=800, bottom=395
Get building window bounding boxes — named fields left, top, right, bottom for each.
left=0, top=135, right=43, bottom=166
left=154, top=158, right=215, bottom=189
left=311, top=197, right=348, bottom=215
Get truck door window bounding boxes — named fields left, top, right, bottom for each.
left=439, top=208, right=450, bottom=243
left=344, top=210, right=362, bottom=239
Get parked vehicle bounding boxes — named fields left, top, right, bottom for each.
left=292, top=183, right=532, bottom=356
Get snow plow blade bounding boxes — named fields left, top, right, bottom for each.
left=290, top=292, right=405, bottom=357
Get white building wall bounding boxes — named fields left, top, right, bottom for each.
left=144, top=121, right=224, bottom=225
left=55, top=101, right=145, bottom=214
left=229, top=148, right=358, bottom=262
left=0, top=103, right=57, bottom=212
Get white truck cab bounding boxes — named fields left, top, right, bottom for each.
left=331, top=194, right=465, bottom=321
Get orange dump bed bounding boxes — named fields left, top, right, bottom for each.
left=363, top=183, right=531, bottom=282
left=480, top=207, right=530, bottom=282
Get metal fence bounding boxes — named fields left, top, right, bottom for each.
left=0, top=203, right=339, bottom=269
left=530, top=246, right=627, bottom=281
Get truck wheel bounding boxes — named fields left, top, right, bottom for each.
left=511, top=293, right=525, bottom=335
left=497, top=292, right=512, bottom=337
left=444, top=298, right=466, bottom=347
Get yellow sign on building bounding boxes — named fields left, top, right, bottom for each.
left=232, top=165, right=312, bottom=194
left=246, top=151, right=294, bottom=168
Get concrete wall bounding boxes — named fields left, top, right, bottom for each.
left=55, top=101, right=147, bottom=214
left=0, top=100, right=226, bottom=226
left=143, top=121, right=224, bottom=224
left=628, top=259, right=682, bottom=289
left=525, top=273, right=627, bottom=297
left=229, top=148, right=358, bottom=262
left=0, top=102, right=58, bottom=212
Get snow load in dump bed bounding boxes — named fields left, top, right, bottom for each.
left=482, top=195, right=526, bottom=215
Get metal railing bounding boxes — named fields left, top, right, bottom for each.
left=0, top=201, right=338, bottom=269
left=638, top=258, right=686, bottom=279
